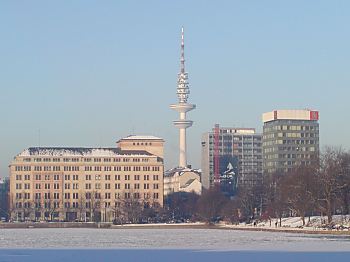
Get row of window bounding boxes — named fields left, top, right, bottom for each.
left=15, top=166, right=161, bottom=172
left=16, top=182, right=160, bottom=192
left=23, top=157, right=152, bottom=163
left=16, top=174, right=160, bottom=181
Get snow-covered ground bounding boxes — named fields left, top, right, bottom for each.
left=221, top=215, right=350, bottom=232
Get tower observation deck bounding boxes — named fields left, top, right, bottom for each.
left=170, top=27, right=196, bottom=168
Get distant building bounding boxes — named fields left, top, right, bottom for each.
left=262, top=109, right=320, bottom=175
left=0, top=177, right=9, bottom=220
left=201, top=126, right=263, bottom=191
left=164, top=168, right=201, bottom=196
left=9, top=135, right=164, bottom=222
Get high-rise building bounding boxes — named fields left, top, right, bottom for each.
left=0, top=177, right=9, bottom=220
left=170, top=27, right=196, bottom=168
left=201, top=126, right=263, bottom=191
left=9, top=135, right=164, bottom=222
left=262, top=109, right=320, bottom=175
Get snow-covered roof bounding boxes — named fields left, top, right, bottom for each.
left=120, top=135, right=164, bottom=141
left=165, top=167, right=201, bottom=177
left=17, top=147, right=153, bottom=157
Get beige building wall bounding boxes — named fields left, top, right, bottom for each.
left=117, top=136, right=164, bottom=159
left=9, top=137, right=164, bottom=222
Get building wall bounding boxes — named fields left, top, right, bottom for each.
left=116, top=136, right=164, bottom=159
left=164, top=173, right=180, bottom=196
left=180, top=179, right=201, bottom=195
left=262, top=110, right=320, bottom=175
left=9, top=138, right=164, bottom=222
left=164, top=169, right=201, bottom=196
left=201, top=134, right=210, bottom=189
left=0, top=178, right=9, bottom=220
left=201, top=127, right=263, bottom=189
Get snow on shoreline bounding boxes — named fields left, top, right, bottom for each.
left=220, top=215, right=350, bottom=233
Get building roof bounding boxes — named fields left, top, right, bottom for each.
left=119, top=135, right=164, bottom=141
left=165, top=167, right=201, bottom=177
left=182, top=178, right=196, bottom=188
left=262, top=109, right=319, bottom=123
left=17, top=147, right=153, bottom=157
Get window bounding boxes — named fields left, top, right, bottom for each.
left=133, top=192, right=140, bottom=199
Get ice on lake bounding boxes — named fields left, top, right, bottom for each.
left=0, top=228, right=349, bottom=251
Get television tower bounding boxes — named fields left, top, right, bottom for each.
left=170, top=27, right=196, bottom=168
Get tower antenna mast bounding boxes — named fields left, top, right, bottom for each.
left=170, top=27, right=196, bottom=168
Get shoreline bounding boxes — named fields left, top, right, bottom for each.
left=1, top=222, right=349, bottom=235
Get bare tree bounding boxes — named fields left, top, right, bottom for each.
left=196, top=187, right=228, bottom=224
left=165, top=192, right=200, bottom=222
left=121, top=191, right=143, bottom=223
left=317, top=147, right=347, bottom=224
left=283, top=165, right=317, bottom=225
left=78, top=194, right=87, bottom=222
left=85, top=190, right=101, bottom=222
left=262, top=173, right=288, bottom=227
left=338, top=152, right=350, bottom=215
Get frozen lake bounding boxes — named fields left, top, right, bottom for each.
left=0, top=228, right=349, bottom=261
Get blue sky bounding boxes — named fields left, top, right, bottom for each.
left=1, top=1, right=350, bottom=175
